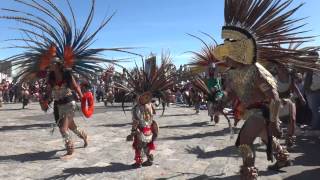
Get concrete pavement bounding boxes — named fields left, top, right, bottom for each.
left=0, top=103, right=319, bottom=180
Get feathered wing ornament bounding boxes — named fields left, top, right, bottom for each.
left=190, top=76, right=210, bottom=96
left=1, top=0, right=135, bottom=83
left=284, top=43, right=320, bottom=72
left=213, top=0, right=320, bottom=71
left=264, top=42, right=320, bottom=72
left=114, top=53, right=177, bottom=115
left=187, top=33, right=228, bottom=74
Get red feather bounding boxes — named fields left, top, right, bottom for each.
left=64, top=46, right=74, bottom=68
left=39, top=45, right=56, bottom=70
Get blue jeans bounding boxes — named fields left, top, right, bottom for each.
left=306, top=91, right=320, bottom=129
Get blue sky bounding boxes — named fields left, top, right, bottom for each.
left=0, top=0, right=320, bottom=68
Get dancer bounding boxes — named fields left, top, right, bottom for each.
left=21, top=82, right=30, bottom=109
left=2, top=0, right=132, bottom=159
left=206, top=64, right=224, bottom=123
left=269, top=43, right=319, bottom=146
left=0, top=80, right=3, bottom=107
left=117, top=54, right=176, bottom=168
left=47, top=57, right=88, bottom=159
left=189, top=36, right=225, bottom=123
left=189, top=0, right=319, bottom=179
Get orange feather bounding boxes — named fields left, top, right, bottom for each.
left=64, top=46, right=74, bottom=68
left=39, top=45, right=56, bottom=70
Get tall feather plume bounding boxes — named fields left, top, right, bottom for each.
left=115, top=53, right=177, bottom=96
left=191, top=76, right=210, bottom=96
left=114, top=53, right=177, bottom=115
left=0, top=0, right=135, bottom=83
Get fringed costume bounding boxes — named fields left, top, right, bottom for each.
left=1, top=0, right=132, bottom=159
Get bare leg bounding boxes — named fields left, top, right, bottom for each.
left=69, top=117, right=88, bottom=148
left=285, top=99, right=296, bottom=147
left=270, top=99, right=283, bottom=138
left=208, top=102, right=214, bottom=122
left=237, top=113, right=265, bottom=180
left=260, top=129, right=291, bottom=170
left=151, top=103, right=156, bottom=115
left=59, top=117, right=74, bottom=160
left=68, top=116, right=88, bottom=148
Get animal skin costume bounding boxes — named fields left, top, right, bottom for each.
left=116, top=55, right=176, bottom=168
left=211, top=1, right=320, bottom=179
left=190, top=0, right=320, bottom=179
left=2, top=0, right=131, bottom=159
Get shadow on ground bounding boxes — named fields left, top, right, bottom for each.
left=0, top=123, right=52, bottom=132
left=185, top=145, right=239, bottom=159
left=284, top=168, right=320, bottom=180
left=0, top=108, right=23, bottom=111
left=160, top=122, right=211, bottom=129
left=44, top=162, right=133, bottom=180
left=290, top=136, right=320, bottom=166
left=0, top=149, right=62, bottom=162
left=155, top=172, right=202, bottom=180
left=160, top=128, right=230, bottom=141
left=96, top=122, right=131, bottom=128
left=188, top=174, right=239, bottom=180
left=161, top=113, right=197, bottom=117
left=250, top=135, right=320, bottom=166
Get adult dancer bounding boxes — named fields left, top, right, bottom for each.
left=2, top=0, right=132, bottom=159
left=192, top=0, right=320, bottom=179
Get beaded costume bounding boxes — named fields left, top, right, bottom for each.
left=116, top=54, right=176, bottom=167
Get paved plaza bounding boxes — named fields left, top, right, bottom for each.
left=0, top=103, right=319, bottom=180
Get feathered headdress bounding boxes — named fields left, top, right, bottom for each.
left=115, top=53, right=177, bottom=115
left=213, top=0, right=320, bottom=71
left=1, top=0, right=133, bottom=83
left=102, top=65, right=115, bottom=82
